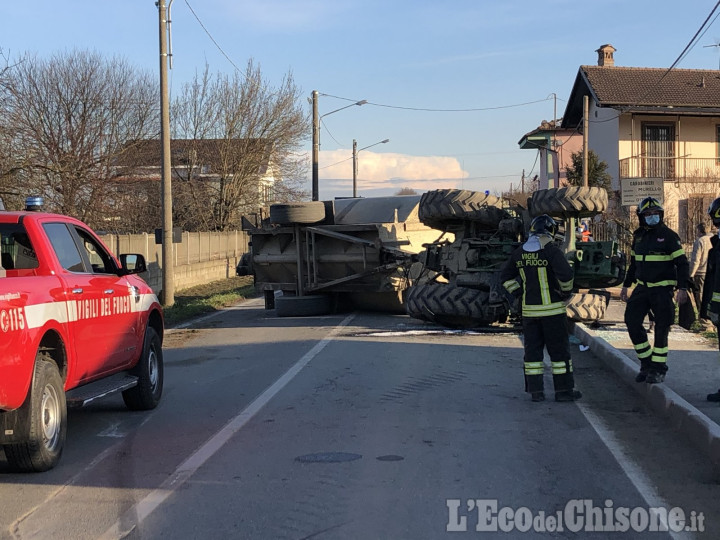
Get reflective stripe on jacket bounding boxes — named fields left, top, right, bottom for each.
left=500, top=239, right=573, bottom=318
left=622, top=224, right=689, bottom=290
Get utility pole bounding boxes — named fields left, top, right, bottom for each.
left=158, top=0, right=174, bottom=306
left=352, top=139, right=358, bottom=197
left=582, top=95, right=589, bottom=188
left=311, top=90, right=319, bottom=201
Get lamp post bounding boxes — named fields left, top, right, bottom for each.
left=352, top=138, right=390, bottom=197
left=311, top=91, right=367, bottom=201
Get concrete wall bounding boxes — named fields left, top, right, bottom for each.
left=99, top=230, right=250, bottom=295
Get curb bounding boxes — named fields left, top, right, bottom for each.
left=573, top=322, right=720, bottom=469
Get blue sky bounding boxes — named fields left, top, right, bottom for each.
left=3, top=1, right=720, bottom=200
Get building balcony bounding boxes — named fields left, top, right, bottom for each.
left=619, top=156, right=720, bottom=182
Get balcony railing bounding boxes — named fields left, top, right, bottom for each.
left=619, top=156, right=720, bottom=181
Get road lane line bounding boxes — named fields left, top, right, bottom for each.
left=537, top=349, right=695, bottom=539
left=576, top=403, right=695, bottom=540
left=98, top=313, right=355, bottom=540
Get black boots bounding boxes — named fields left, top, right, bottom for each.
left=645, top=371, right=665, bottom=384
left=707, top=389, right=720, bottom=402
left=636, top=369, right=665, bottom=384
left=531, top=392, right=545, bottom=402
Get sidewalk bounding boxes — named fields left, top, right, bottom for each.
left=573, top=294, right=720, bottom=467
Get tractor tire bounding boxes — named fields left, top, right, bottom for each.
left=529, top=186, right=607, bottom=218
left=418, top=189, right=505, bottom=229
left=566, top=293, right=608, bottom=323
left=405, top=282, right=507, bottom=328
left=269, top=202, right=326, bottom=225
left=275, top=294, right=332, bottom=317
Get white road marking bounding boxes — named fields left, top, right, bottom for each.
left=539, top=350, right=696, bottom=540
left=97, top=312, right=356, bottom=540
left=576, top=403, right=696, bottom=540
left=97, top=422, right=127, bottom=438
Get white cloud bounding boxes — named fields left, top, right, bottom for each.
left=319, top=150, right=465, bottom=181
left=315, top=150, right=466, bottom=199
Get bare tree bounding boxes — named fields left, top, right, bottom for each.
left=0, top=49, right=29, bottom=211
left=0, top=50, right=158, bottom=227
left=395, top=187, right=418, bottom=196
left=171, top=60, right=309, bottom=230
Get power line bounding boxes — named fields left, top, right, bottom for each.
left=319, top=93, right=554, bottom=112
left=184, top=0, right=246, bottom=78
left=590, top=0, right=720, bottom=125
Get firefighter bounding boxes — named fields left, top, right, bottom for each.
left=500, top=214, right=581, bottom=402
left=704, top=198, right=720, bottom=401
left=620, top=197, right=690, bottom=384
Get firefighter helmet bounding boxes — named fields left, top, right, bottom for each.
left=708, top=197, right=720, bottom=227
left=529, top=214, right=557, bottom=237
left=636, top=197, right=664, bottom=227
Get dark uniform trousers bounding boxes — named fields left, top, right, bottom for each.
left=522, top=313, right=574, bottom=393
left=624, top=285, right=674, bottom=374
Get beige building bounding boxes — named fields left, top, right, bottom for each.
left=518, top=119, right=583, bottom=189
left=561, top=44, right=720, bottom=241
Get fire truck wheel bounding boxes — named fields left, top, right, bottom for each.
left=418, top=189, right=505, bottom=229
left=566, top=293, right=608, bottom=323
left=123, top=326, right=163, bottom=411
left=269, top=202, right=326, bottom=225
left=405, top=282, right=507, bottom=328
left=3, top=354, right=67, bottom=472
left=529, top=186, right=607, bottom=218
left=275, top=294, right=332, bottom=317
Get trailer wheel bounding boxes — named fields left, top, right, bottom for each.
left=566, top=293, right=608, bottom=323
left=418, top=189, right=505, bottom=229
left=275, top=294, right=332, bottom=317
left=122, top=326, right=163, bottom=411
left=529, top=186, right=607, bottom=218
left=3, top=354, right=66, bottom=472
left=405, top=282, right=507, bottom=328
left=270, top=202, right=326, bottom=225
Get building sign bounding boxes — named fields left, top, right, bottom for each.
left=621, top=178, right=664, bottom=207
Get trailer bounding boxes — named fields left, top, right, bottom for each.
left=243, top=196, right=444, bottom=316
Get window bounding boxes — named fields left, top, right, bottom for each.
left=74, top=227, right=115, bottom=274
left=0, top=224, right=39, bottom=271
left=642, top=123, right=675, bottom=179
left=44, top=223, right=86, bottom=272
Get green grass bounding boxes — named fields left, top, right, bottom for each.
left=162, top=276, right=257, bottom=327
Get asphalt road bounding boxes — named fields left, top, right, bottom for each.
left=1, top=298, right=718, bottom=539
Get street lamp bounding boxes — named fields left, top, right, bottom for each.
left=353, top=138, right=390, bottom=197
left=311, top=91, right=367, bottom=201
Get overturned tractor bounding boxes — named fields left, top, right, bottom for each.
left=405, top=187, right=625, bottom=328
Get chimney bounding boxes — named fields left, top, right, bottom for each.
left=596, top=44, right=616, bottom=67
